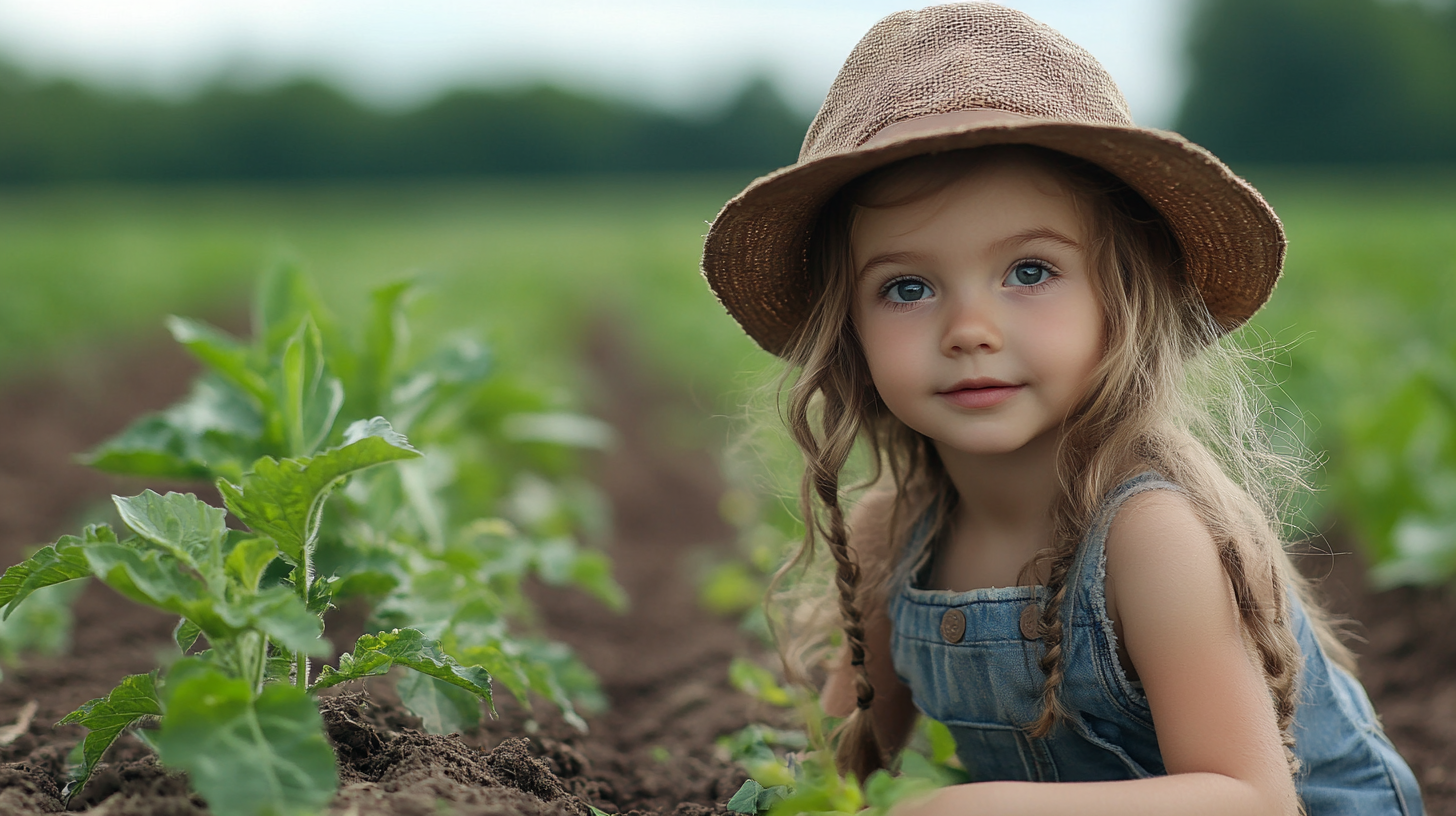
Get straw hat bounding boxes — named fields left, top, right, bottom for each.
left=701, top=2, right=1284, bottom=357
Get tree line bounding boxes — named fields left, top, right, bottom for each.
left=1178, top=0, right=1456, bottom=164
left=2, top=0, right=1452, bottom=183
left=0, top=69, right=810, bottom=183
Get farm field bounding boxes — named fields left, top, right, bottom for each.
left=0, top=173, right=1453, bottom=813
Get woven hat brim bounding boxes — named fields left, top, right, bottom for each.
left=702, top=118, right=1285, bottom=357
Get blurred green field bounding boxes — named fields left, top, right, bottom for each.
left=2, top=172, right=1455, bottom=579
left=0, top=177, right=774, bottom=410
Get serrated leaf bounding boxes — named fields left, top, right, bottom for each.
left=396, top=671, right=482, bottom=735
left=221, top=418, right=420, bottom=565
left=58, top=673, right=160, bottom=801
left=224, top=537, right=281, bottom=593
left=83, top=545, right=317, bottom=651
left=456, top=635, right=596, bottom=733
left=166, top=316, right=271, bottom=406
left=113, top=491, right=227, bottom=577
left=83, top=544, right=244, bottom=645
left=310, top=628, right=491, bottom=712
left=0, top=530, right=99, bottom=619
left=154, top=660, right=337, bottom=816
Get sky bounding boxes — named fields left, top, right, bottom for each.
left=0, top=0, right=1196, bottom=128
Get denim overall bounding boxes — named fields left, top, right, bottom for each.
left=888, top=473, right=1424, bottom=815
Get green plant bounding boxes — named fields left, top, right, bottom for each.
left=719, top=657, right=966, bottom=816
left=0, top=425, right=474, bottom=815
left=0, top=264, right=624, bottom=814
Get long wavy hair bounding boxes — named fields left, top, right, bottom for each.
left=770, top=145, right=1353, bottom=784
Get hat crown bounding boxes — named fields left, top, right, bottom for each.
left=802, top=2, right=1134, bottom=162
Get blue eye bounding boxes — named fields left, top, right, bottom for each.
left=1007, top=261, right=1054, bottom=287
left=884, top=278, right=932, bottom=303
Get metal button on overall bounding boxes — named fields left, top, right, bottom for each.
left=1019, top=603, right=1039, bottom=640
left=940, top=609, right=965, bottom=643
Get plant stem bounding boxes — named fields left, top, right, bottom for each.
left=292, top=545, right=314, bottom=689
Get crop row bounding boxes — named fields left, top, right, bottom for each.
left=0, top=266, right=623, bottom=815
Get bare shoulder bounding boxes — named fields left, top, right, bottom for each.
left=1103, top=488, right=1232, bottom=633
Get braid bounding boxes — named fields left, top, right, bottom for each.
left=1026, top=546, right=1077, bottom=737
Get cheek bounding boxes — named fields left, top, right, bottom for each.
left=855, top=318, right=925, bottom=407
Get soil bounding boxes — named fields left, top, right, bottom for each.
left=0, top=330, right=1451, bottom=814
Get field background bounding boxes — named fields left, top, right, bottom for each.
left=4, top=172, right=1455, bottom=558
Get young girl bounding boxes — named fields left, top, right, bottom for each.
left=701, top=4, right=1424, bottom=815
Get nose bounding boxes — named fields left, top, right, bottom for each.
left=940, top=292, right=1002, bottom=356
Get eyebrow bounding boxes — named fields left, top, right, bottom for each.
left=857, top=250, right=933, bottom=280
left=990, top=227, right=1083, bottom=254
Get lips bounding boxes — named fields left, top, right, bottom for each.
left=938, top=378, right=1023, bottom=409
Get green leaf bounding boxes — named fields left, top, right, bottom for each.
left=728, top=779, right=767, bottom=814
left=173, top=618, right=201, bottom=651
left=58, top=673, right=161, bottom=801
left=728, top=658, right=793, bottom=707
left=0, top=582, right=82, bottom=661
left=154, top=660, right=337, bottom=816
left=225, top=538, right=281, bottom=593
left=396, top=671, right=482, bottom=735
left=310, top=628, right=492, bottom=712
left=113, top=491, right=227, bottom=576
left=82, top=377, right=263, bottom=481
left=699, top=561, right=765, bottom=617
left=455, top=635, right=596, bottom=733
left=84, top=544, right=211, bottom=616
left=279, top=316, right=343, bottom=457
left=255, top=262, right=326, bottom=358
left=533, top=538, right=628, bottom=612
left=244, top=587, right=329, bottom=656
left=221, top=418, right=420, bottom=565
left=0, top=529, right=100, bottom=619
left=354, top=278, right=414, bottom=417
left=922, top=718, right=958, bottom=766
left=83, top=545, right=316, bottom=653
left=81, top=415, right=215, bottom=480
left=166, top=317, right=271, bottom=406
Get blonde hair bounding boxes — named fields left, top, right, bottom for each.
left=771, top=145, right=1353, bottom=783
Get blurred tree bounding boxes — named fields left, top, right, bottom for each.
left=0, top=67, right=808, bottom=183
left=1177, top=0, right=1456, bottom=163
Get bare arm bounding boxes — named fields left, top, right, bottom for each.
left=821, top=491, right=920, bottom=756
left=892, top=490, right=1299, bottom=816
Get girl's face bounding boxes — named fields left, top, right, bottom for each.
left=850, top=155, right=1104, bottom=459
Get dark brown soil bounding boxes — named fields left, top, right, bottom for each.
left=0, top=331, right=1451, bottom=814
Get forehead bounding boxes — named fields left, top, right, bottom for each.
left=849, top=154, right=1086, bottom=254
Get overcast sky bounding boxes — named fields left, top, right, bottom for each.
left=0, top=1, right=1196, bottom=127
